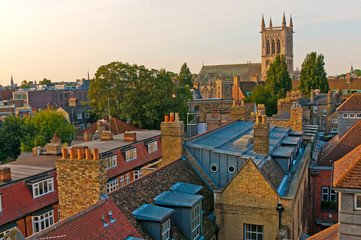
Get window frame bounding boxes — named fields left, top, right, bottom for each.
left=343, top=113, right=349, bottom=119
left=119, top=176, right=125, bottom=187
left=322, top=187, right=329, bottom=201
left=125, top=148, right=137, bottom=162
left=191, top=202, right=201, bottom=240
left=322, top=109, right=327, bottom=116
left=332, top=119, right=338, bottom=124
left=107, top=179, right=119, bottom=193
left=148, top=141, right=158, bottom=153
left=356, top=113, right=361, bottom=119
left=77, top=113, right=82, bottom=119
left=349, top=113, right=356, bottom=118
left=32, top=210, right=54, bottom=234
left=355, top=194, right=361, bottom=210
left=244, top=223, right=264, bottom=240
left=126, top=173, right=130, bottom=184
left=330, top=189, right=337, bottom=202
left=134, top=170, right=142, bottom=180
left=32, top=178, right=54, bottom=198
left=161, top=218, right=171, bottom=240
left=106, top=155, right=117, bottom=169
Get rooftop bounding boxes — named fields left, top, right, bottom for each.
left=307, top=223, right=339, bottom=240
left=154, top=191, right=203, bottom=208
left=170, top=182, right=203, bottom=195
left=337, top=92, right=361, bottom=111
left=78, top=118, right=141, bottom=135
left=132, top=204, right=175, bottom=222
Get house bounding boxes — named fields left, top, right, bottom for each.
left=336, top=92, right=361, bottom=137
left=183, top=111, right=311, bottom=239
left=56, top=98, right=93, bottom=130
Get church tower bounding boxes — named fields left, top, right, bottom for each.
left=261, top=13, right=294, bottom=80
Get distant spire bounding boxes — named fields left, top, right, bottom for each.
left=282, top=12, right=286, bottom=28
left=87, top=70, right=90, bottom=81
left=261, top=14, right=265, bottom=30
left=269, top=17, right=273, bottom=28
left=289, top=15, right=293, bottom=28
left=10, top=75, right=14, bottom=88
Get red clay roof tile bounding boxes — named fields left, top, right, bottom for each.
left=308, top=223, right=339, bottom=240
left=337, top=92, right=361, bottom=112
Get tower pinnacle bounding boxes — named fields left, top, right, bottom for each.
left=261, top=14, right=265, bottom=31
left=289, top=15, right=293, bottom=28
left=269, top=17, right=273, bottom=28
left=282, top=12, right=286, bottom=28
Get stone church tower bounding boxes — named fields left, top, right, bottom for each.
left=261, top=13, right=294, bottom=80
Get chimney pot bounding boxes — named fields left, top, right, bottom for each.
left=170, top=115, right=174, bottom=122
left=70, top=148, right=76, bottom=159
left=0, top=167, right=11, bottom=182
left=62, top=148, right=69, bottom=159
left=165, top=115, right=169, bottom=122
left=85, top=148, right=92, bottom=160
left=77, top=148, right=84, bottom=160
left=93, top=148, right=99, bottom=160
left=175, top=112, right=179, bottom=122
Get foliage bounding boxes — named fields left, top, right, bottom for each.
left=355, top=69, right=361, bottom=77
left=88, top=61, right=192, bottom=129
left=0, top=116, right=26, bottom=160
left=265, top=55, right=292, bottom=100
left=298, top=52, right=329, bottom=97
left=246, top=55, right=291, bottom=116
left=20, top=109, right=74, bottom=151
left=177, top=62, right=192, bottom=87
left=20, top=80, right=31, bottom=88
left=321, top=200, right=337, bottom=212
left=39, top=78, right=54, bottom=87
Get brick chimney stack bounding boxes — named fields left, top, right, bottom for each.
left=253, top=112, right=270, bottom=156
left=0, top=166, right=11, bottom=182
left=68, top=97, right=77, bottom=107
left=56, top=147, right=107, bottom=219
left=310, top=89, right=314, bottom=102
left=290, top=103, right=303, bottom=132
left=160, top=112, right=184, bottom=167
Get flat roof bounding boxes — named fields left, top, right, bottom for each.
left=170, top=182, right=203, bottom=195
left=271, top=147, right=294, bottom=158
left=154, top=191, right=203, bottom=208
left=281, top=137, right=301, bottom=145
left=132, top=204, right=174, bottom=222
left=73, top=130, right=160, bottom=153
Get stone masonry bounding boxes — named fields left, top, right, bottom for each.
left=56, top=148, right=107, bottom=219
left=160, top=113, right=184, bottom=167
left=253, top=113, right=270, bottom=156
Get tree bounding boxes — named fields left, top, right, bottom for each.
left=88, top=61, right=192, bottom=129
left=246, top=84, right=277, bottom=116
left=20, top=109, right=74, bottom=151
left=265, top=55, right=292, bottom=100
left=177, top=63, right=192, bottom=86
left=39, top=78, right=53, bottom=87
left=0, top=116, right=26, bottom=160
left=298, top=52, right=329, bottom=97
left=20, top=80, right=31, bottom=88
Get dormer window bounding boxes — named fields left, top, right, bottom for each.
left=148, top=141, right=158, bottom=153
left=106, top=155, right=117, bottom=169
left=32, top=209, right=54, bottom=233
left=191, top=202, right=201, bottom=240
left=162, top=219, right=171, bottom=240
left=27, top=177, right=54, bottom=198
left=107, top=179, right=119, bottom=193
left=126, top=148, right=137, bottom=161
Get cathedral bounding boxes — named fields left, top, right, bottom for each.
left=195, top=14, right=295, bottom=100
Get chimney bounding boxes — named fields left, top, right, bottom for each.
left=160, top=113, right=184, bottom=167
left=290, top=103, right=303, bottom=132
left=124, top=131, right=137, bottom=141
left=56, top=148, right=107, bottom=219
left=97, top=121, right=106, bottom=133
left=310, top=89, right=314, bottom=101
left=327, top=91, right=332, bottom=105
left=68, top=97, right=77, bottom=107
left=253, top=113, right=270, bottom=156
left=101, top=131, right=113, bottom=141
left=83, top=131, right=93, bottom=142
left=0, top=166, right=11, bottom=182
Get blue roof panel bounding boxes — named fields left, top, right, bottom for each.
left=154, top=191, right=203, bottom=208
left=132, top=204, right=174, bottom=222
left=170, top=182, right=203, bottom=194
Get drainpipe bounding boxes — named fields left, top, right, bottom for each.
left=311, top=169, right=319, bottom=234
left=276, top=203, right=284, bottom=229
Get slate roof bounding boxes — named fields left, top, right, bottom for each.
left=259, top=159, right=285, bottom=190
left=333, top=145, right=361, bottom=189
left=307, top=223, right=339, bottom=240
left=109, top=158, right=217, bottom=240
left=319, top=120, right=361, bottom=166
left=337, top=92, right=361, bottom=111
left=28, top=197, right=142, bottom=240
left=60, top=105, right=92, bottom=123
left=78, top=118, right=141, bottom=135
left=238, top=81, right=265, bottom=96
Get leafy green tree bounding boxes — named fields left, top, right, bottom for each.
left=354, top=69, right=361, bottom=77
left=177, top=63, right=192, bottom=86
left=20, top=109, right=74, bottom=151
left=246, top=84, right=277, bottom=116
left=88, top=61, right=192, bottom=129
left=298, top=52, right=329, bottom=97
left=0, top=116, right=25, bottom=159
left=265, top=55, right=292, bottom=100
left=20, top=80, right=31, bottom=88
left=39, top=78, right=53, bottom=87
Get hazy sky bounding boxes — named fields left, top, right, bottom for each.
left=1, top=0, right=361, bottom=86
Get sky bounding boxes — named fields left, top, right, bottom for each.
left=1, top=0, right=361, bottom=86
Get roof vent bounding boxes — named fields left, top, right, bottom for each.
left=108, top=210, right=116, bottom=223
left=102, top=215, right=109, bottom=227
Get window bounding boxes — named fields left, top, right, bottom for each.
left=276, top=39, right=281, bottom=54
left=106, top=155, right=117, bottom=169
left=322, top=109, right=327, bottom=116
left=87, top=123, right=91, bottom=127
left=191, top=202, right=201, bottom=240
left=271, top=40, right=275, bottom=54
left=357, top=113, right=361, bottom=119
left=313, top=106, right=318, bottom=114
left=322, top=187, right=329, bottom=201
left=161, top=219, right=171, bottom=240
left=80, top=124, right=85, bottom=130
left=134, top=170, right=142, bottom=180
left=33, top=178, right=54, bottom=198
left=126, top=149, right=137, bottom=161
left=0, top=227, right=16, bottom=239
left=331, top=128, right=338, bottom=132
left=343, top=113, right=348, bottom=119
left=228, top=166, right=235, bottom=173
left=210, top=164, right=218, bottom=173
left=350, top=113, right=355, bottom=118
left=330, top=189, right=337, bottom=202
left=107, top=179, right=119, bottom=193
left=126, top=173, right=130, bottom=184
left=85, top=112, right=90, bottom=119
left=77, top=113, right=82, bottom=119
left=266, top=40, right=270, bottom=55
left=148, top=141, right=157, bottom=153
left=119, top=176, right=125, bottom=187
left=332, top=119, right=338, bottom=124
left=355, top=194, right=361, bottom=210
left=244, top=224, right=263, bottom=240
left=32, top=210, right=54, bottom=233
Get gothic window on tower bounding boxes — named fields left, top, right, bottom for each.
left=266, top=40, right=270, bottom=55
left=272, top=40, right=275, bottom=54
left=277, top=39, right=281, bottom=54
